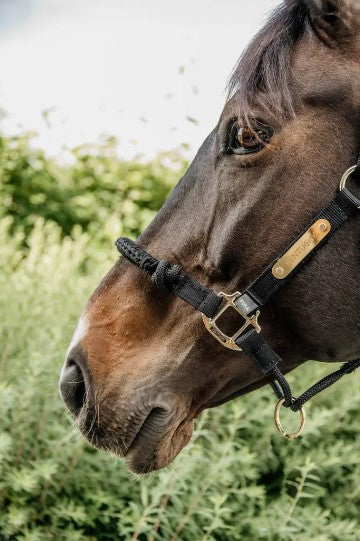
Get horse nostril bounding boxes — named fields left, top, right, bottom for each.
left=59, top=349, right=89, bottom=417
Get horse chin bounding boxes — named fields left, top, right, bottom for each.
left=77, top=405, right=194, bottom=474
left=125, top=420, right=194, bottom=474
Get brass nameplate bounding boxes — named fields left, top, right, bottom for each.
left=272, top=219, right=331, bottom=280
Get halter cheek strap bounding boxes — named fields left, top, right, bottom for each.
left=116, top=164, right=360, bottom=440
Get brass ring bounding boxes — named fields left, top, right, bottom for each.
left=274, top=398, right=306, bottom=440
left=339, top=165, right=357, bottom=192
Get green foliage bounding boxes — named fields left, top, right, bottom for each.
left=1, top=136, right=360, bottom=540
left=0, top=133, right=186, bottom=241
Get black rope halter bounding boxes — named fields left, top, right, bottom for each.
left=116, top=161, right=360, bottom=439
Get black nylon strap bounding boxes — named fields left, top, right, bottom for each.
left=173, top=274, right=223, bottom=317
left=235, top=329, right=293, bottom=408
left=237, top=190, right=359, bottom=315
left=115, top=238, right=222, bottom=318
left=235, top=329, right=281, bottom=374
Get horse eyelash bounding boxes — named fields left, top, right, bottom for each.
left=221, top=118, right=274, bottom=156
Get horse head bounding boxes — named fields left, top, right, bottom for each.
left=60, top=0, right=360, bottom=473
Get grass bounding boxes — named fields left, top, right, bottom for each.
left=1, top=216, right=360, bottom=540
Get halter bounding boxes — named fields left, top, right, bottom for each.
left=116, top=162, right=360, bottom=440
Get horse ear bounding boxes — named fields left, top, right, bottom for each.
left=304, top=0, right=359, bottom=44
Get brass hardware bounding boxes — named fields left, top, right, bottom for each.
left=271, top=219, right=331, bottom=280
left=202, top=292, right=261, bottom=351
left=274, top=398, right=306, bottom=440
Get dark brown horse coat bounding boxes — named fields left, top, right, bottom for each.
left=60, top=0, right=360, bottom=473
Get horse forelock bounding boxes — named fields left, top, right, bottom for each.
left=227, top=0, right=309, bottom=123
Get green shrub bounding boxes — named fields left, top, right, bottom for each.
left=1, top=217, right=360, bottom=540
left=0, top=133, right=187, bottom=241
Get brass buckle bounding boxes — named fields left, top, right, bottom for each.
left=202, top=292, right=261, bottom=351
left=339, top=165, right=360, bottom=209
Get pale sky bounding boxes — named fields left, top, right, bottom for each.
left=0, top=0, right=282, bottom=159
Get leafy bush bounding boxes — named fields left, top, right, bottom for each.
left=0, top=133, right=187, bottom=241
left=1, top=136, right=360, bottom=539
left=1, top=221, right=360, bottom=540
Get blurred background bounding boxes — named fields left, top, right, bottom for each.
left=0, top=0, right=279, bottom=157
left=2, top=1, right=360, bottom=539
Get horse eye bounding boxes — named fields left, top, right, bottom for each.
left=227, top=120, right=274, bottom=155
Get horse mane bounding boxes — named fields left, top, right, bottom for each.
left=227, top=0, right=310, bottom=122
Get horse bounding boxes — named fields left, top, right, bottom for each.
left=60, top=0, right=360, bottom=474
